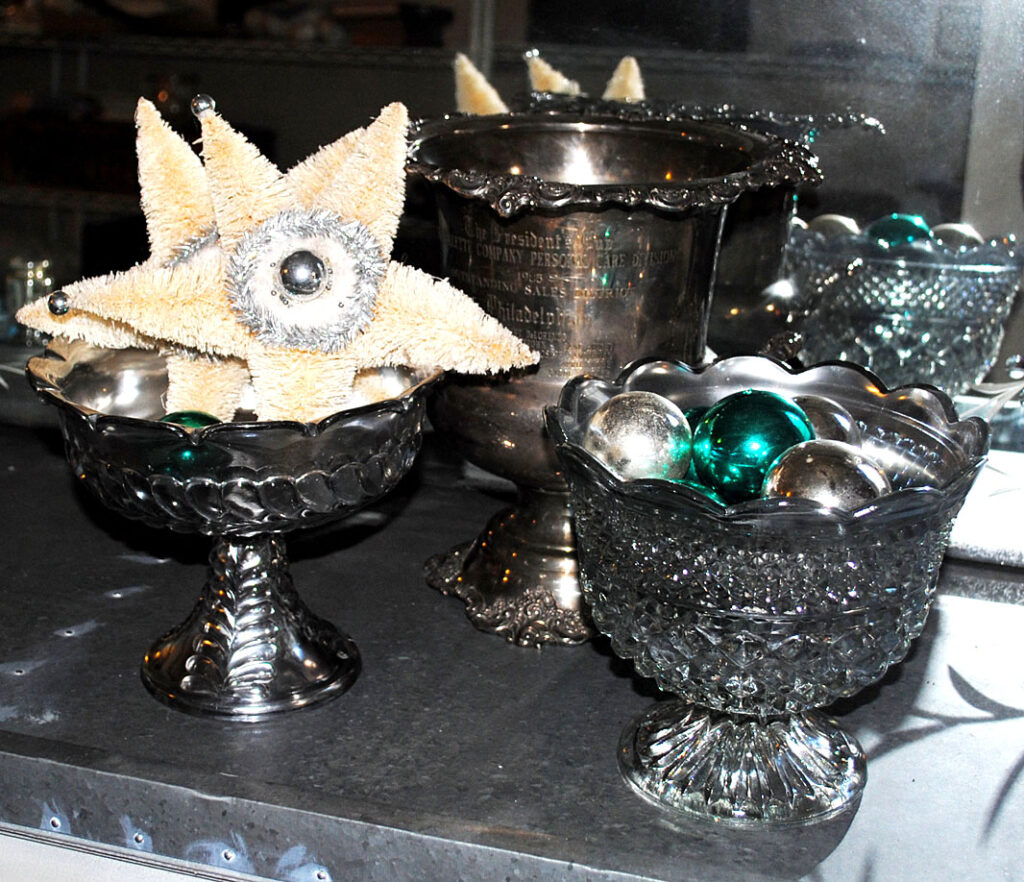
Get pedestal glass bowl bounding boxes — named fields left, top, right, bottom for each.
left=408, top=108, right=820, bottom=646
left=547, top=356, right=987, bottom=824
left=27, top=340, right=440, bottom=720
left=787, top=224, right=1023, bottom=395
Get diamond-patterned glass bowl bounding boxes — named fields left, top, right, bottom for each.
left=547, top=356, right=987, bottom=825
left=787, top=226, right=1023, bottom=394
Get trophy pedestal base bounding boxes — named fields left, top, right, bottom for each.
left=142, top=534, right=361, bottom=720
left=424, top=488, right=595, bottom=647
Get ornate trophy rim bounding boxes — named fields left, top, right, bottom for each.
left=523, top=90, right=887, bottom=139
left=407, top=108, right=823, bottom=218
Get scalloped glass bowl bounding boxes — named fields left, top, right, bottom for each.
left=547, top=356, right=987, bottom=825
left=787, top=225, right=1023, bottom=394
left=28, top=340, right=440, bottom=719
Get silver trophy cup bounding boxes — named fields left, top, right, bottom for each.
left=409, top=109, right=820, bottom=646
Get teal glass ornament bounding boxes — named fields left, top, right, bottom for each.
left=864, top=213, right=933, bottom=246
left=683, top=406, right=706, bottom=428
left=692, top=390, right=815, bottom=503
left=671, top=477, right=726, bottom=506
left=156, top=412, right=227, bottom=476
left=154, top=441, right=232, bottom=477
left=160, top=410, right=221, bottom=429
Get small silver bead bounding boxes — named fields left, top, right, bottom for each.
left=191, top=94, right=216, bottom=119
left=47, top=290, right=70, bottom=315
left=279, top=250, right=327, bottom=298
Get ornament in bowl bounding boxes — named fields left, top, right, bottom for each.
left=21, top=96, right=535, bottom=719
left=547, top=356, right=987, bottom=825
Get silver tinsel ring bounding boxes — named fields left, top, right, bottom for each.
left=227, top=209, right=386, bottom=353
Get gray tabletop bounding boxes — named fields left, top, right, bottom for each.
left=1, top=417, right=1023, bottom=882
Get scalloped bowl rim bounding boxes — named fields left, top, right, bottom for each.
left=26, top=343, right=444, bottom=446
left=789, top=225, right=1023, bottom=271
left=548, top=355, right=989, bottom=525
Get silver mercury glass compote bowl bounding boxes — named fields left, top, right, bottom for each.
left=547, top=356, right=987, bottom=825
left=408, top=108, right=821, bottom=647
left=27, top=340, right=440, bottom=720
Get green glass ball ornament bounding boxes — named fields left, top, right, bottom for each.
left=153, top=441, right=232, bottom=477
left=156, top=412, right=227, bottom=476
left=671, top=478, right=726, bottom=506
left=160, top=410, right=221, bottom=429
left=582, top=391, right=692, bottom=482
left=865, top=213, right=933, bottom=246
left=683, top=406, right=706, bottom=428
left=692, top=390, right=815, bottom=503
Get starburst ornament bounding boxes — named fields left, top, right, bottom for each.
left=18, top=96, right=537, bottom=422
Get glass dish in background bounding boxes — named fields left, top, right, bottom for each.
left=786, top=221, right=1023, bottom=395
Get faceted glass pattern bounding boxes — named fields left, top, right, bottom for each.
left=571, top=472, right=955, bottom=718
left=787, top=227, right=1023, bottom=394
left=548, top=356, right=987, bottom=824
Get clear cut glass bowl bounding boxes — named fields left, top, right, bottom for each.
left=546, top=356, right=987, bottom=825
left=786, top=225, right=1023, bottom=395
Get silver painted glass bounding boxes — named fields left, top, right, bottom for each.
left=788, top=225, right=1023, bottom=394
left=27, top=340, right=440, bottom=720
left=547, top=356, right=987, bottom=825
left=408, top=108, right=821, bottom=647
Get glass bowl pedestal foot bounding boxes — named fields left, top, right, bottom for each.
left=619, top=701, right=865, bottom=825
left=142, top=534, right=360, bottom=720
left=424, top=487, right=591, bottom=646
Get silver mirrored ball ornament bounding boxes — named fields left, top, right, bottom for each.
left=762, top=439, right=891, bottom=510
left=794, top=394, right=862, bottom=444
left=931, top=222, right=984, bottom=250
left=279, top=250, right=327, bottom=298
left=808, top=214, right=861, bottom=238
left=582, top=391, right=692, bottom=482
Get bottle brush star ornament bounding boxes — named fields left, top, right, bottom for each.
left=18, top=96, right=538, bottom=422
left=453, top=51, right=645, bottom=115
